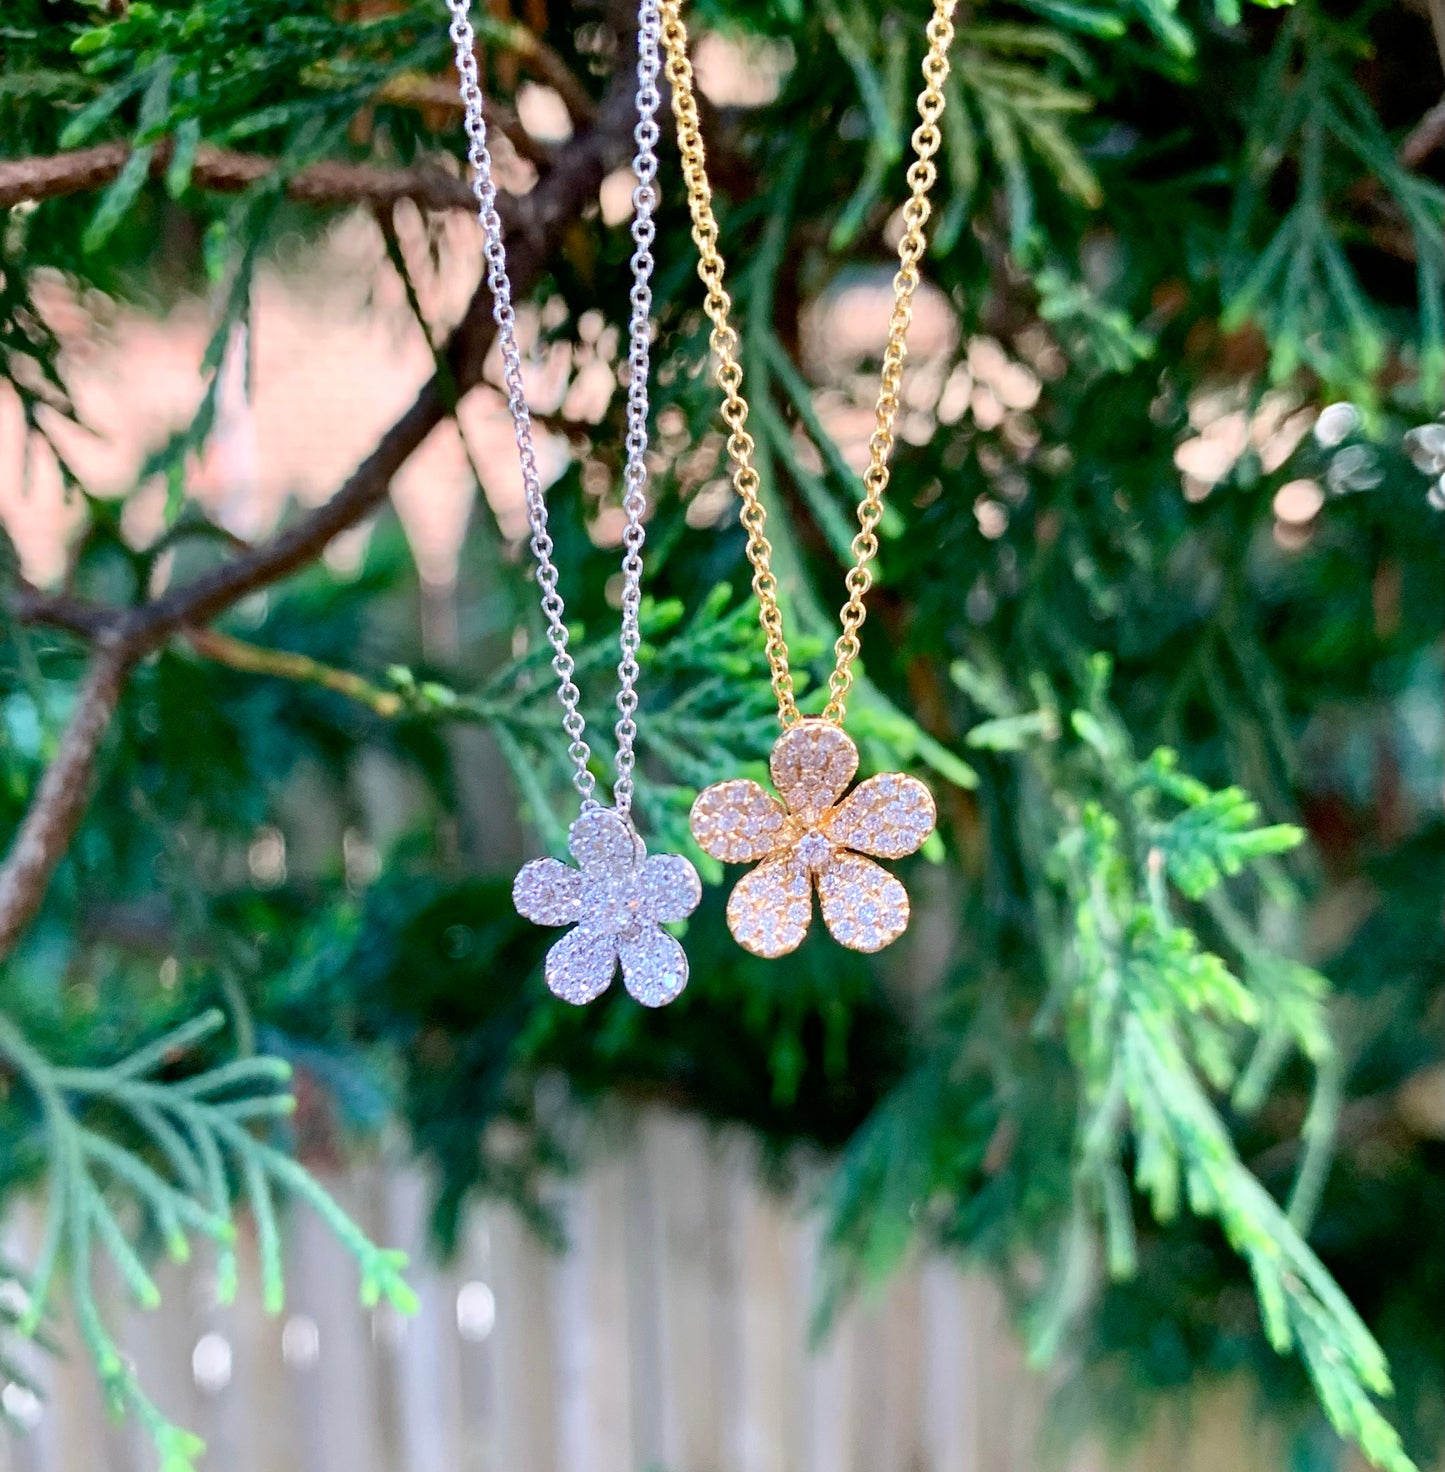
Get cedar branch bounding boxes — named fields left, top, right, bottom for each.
left=0, top=81, right=639, bottom=961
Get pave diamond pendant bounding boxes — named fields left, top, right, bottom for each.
left=689, top=720, right=935, bottom=959
left=514, top=807, right=702, bottom=1006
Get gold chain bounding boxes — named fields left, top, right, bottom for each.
left=660, top=2, right=799, bottom=725
left=660, top=0, right=956, bottom=728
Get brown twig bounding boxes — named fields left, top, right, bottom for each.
left=0, top=81, right=640, bottom=961
left=1400, top=97, right=1445, bottom=171
left=0, top=140, right=481, bottom=213
left=1429, top=0, right=1445, bottom=80
left=524, top=404, right=608, bottom=443
left=1339, top=95, right=1445, bottom=268
left=500, top=24, right=598, bottom=127
left=8, top=581, right=112, bottom=640
left=375, top=75, right=554, bottom=169
left=184, top=628, right=405, bottom=717
left=0, top=647, right=131, bottom=957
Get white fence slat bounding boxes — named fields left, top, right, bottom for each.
left=621, top=1121, right=666, bottom=1466
left=640, top=1110, right=727, bottom=1472
left=226, top=1236, right=291, bottom=1472
left=451, top=1203, right=498, bottom=1472
left=961, top=1275, right=1042, bottom=1472
left=284, top=1170, right=386, bottom=1472
left=884, top=1265, right=928, bottom=1470
left=921, top=1257, right=981, bottom=1472
left=487, top=1202, right=557, bottom=1472
left=848, top=1293, right=891, bottom=1472
left=796, top=1219, right=860, bottom=1472
left=3, top=1205, right=60, bottom=1472
left=116, top=1255, right=196, bottom=1471
left=552, top=1156, right=634, bottom=1472
left=381, top=1168, right=464, bottom=1472
left=711, top=1132, right=746, bottom=1472
left=729, top=1146, right=804, bottom=1472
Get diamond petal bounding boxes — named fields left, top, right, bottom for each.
left=635, top=853, right=702, bottom=924
left=725, top=850, right=813, bottom=959
left=817, top=851, right=909, bottom=954
left=619, top=924, right=689, bottom=1007
left=513, top=858, right=586, bottom=926
left=769, top=720, right=859, bottom=824
left=568, top=806, right=644, bottom=879
left=824, top=773, right=936, bottom=859
left=544, top=927, right=618, bottom=1005
left=691, top=779, right=795, bottom=863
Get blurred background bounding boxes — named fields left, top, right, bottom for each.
left=0, top=1, right=1441, bottom=1470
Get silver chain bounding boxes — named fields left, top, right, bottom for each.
left=447, top=0, right=661, bottom=815
left=613, top=0, right=660, bottom=813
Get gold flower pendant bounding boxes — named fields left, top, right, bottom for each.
left=690, top=720, right=936, bottom=958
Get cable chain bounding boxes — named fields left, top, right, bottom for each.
left=659, top=9, right=800, bottom=728
left=660, top=0, right=956, bottom=728
left=447, top=0, right=661, bottom=809
left=612, top=0, right=662, bottom=814
left=826, top=3, right=954, bottom=723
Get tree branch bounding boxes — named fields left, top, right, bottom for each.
left=373, top=76, right=556, bottom=169
left=0, top=80, right=640, bottom=961
left=0, top=140, right=486, bottom=214
left=184, top=627, right=405, bottom=717
left=500, top=24, right=599, bottom=127
left=0, top=646, right=131, bottom=958
left=1428, top=0, right=1445, bottom=80
left=8, top=580, right=112, bottom=640
left=1400, top=97, right=1445, bottom=171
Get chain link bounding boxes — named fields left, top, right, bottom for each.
left=612, top=0, right=662, bottom=814
left=660, top=0, right=956, bottom=728
left=448, top=0, right=662, bottom=810
left=659, top=5, right=800, bottom=726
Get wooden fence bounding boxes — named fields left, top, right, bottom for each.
left=2, top=1110, right=1314, bottom=1472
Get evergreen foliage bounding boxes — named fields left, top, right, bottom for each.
left=0, top=1, right=1440, bottom=1469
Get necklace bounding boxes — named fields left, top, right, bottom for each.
left=448, top=0, right=701, bottom=1005
left=661, top=0, right=956, bottom=958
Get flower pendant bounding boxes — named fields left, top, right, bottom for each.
left=690, top=719, right=935, bottom=958
left=513, top=806, right=702, bottom=1007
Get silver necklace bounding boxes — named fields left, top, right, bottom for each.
left=448, top=0, right=701, bottom=1007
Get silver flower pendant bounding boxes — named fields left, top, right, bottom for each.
left=513, top=806, right=702, bottom=1007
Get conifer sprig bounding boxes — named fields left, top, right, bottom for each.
left=0, top=1008, right=415, bottom=1472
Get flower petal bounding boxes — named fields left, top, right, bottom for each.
left=726, top=850, right=813, bottom=958
left=568, top=806, right=644, bottom=879
left=635, top=853, right=702, bottom=924
left=544, top=926, right=618, bottom=1005
left=824, top=773, right=936, bottom=859
left=691, top=779, right=795, bottom=863
left=769, top=720, right=858, bottom=824
left=513, top=858, right=586, bottom=926
left=817, top=851, right=909, bottom=953
left=619, top=924, right=689, bottom=1007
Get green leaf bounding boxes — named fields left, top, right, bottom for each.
left=69, top=25, right=116, bottom=57
left=82, top=58, right=173, bottom=251
left=966, top=711, right=1057, bottom=750
left=57, top=68, right=143, bottom=147
left=165, top=116, right=201, bottom=198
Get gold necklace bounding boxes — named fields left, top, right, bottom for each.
left=662, top=0, right=957, bottom=957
